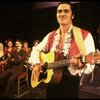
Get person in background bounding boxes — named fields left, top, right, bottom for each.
left=0, top=42, right=8, bottom=73
left=4, top=39, right=15, bottom=57
left=28, top=39, right=40, bottom=66
left=22, top=41, right=32, bottom=81
left=96, top=24, right=100, bottom=50
left=0, top=39, right=27, bottom=98
left=23, top=40, right=31, bottom=58
left=32, top=40, right=40, bottom=48
left=28, top=39, right=40, bottom=84
left=28, top=2, right=95, bottom=99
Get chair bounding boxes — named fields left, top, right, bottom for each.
left=17, top=67, right=29, bottom=97
left=0, top=64, right=7, bottom=73
left=11, top=63, right=30, bottom=98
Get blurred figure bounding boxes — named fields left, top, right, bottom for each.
left=96, top=24, right=100, bottom=50
left=0, top=39, right=27, bottom=98
left=32, top=39, right=40, bottom=48
left=4, top=39, right=15, bottom=57
left=0, top=42, right=8, bottom=73
left=23, top=41, right=31, bottom=58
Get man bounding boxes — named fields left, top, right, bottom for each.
left=0, top=39, right=27, bottom=98
left=29, top=2, right=95, bottom=98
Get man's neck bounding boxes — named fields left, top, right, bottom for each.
left=60, top=23, right=72, bottom=34
left=16, top=48, right=21, bottom=52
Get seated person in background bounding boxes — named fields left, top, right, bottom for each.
left=4, top=39, right=15, bottom=57
left=32, top=39, right=40, bottom=48
left=0, top=39, right=27, bottom=98
left=22, top=40, right=31, bottom=59
left=0, top=42, right=8, bottom=73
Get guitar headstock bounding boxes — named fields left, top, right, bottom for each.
left=85, top=51, right=100, bottom=65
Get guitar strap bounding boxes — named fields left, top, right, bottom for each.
left=72, top=26, right=94, bottom=86
left=72, top=26, right=86, bottom=55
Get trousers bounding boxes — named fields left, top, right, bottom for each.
left=46, top=68, right=80, bottom=99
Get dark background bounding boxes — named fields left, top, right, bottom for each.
left=0, top=2, right=100, bottom=48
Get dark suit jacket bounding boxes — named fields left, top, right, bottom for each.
left=8, top=48, right=27, bottom=70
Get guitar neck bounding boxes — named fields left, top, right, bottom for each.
left=47, top=55, right=85, bottom=69
left=47, top=59, right=70, bottom=69
left=42, top=50, right=100, bottom=71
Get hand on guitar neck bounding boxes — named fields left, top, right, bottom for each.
left=70, top=53, right=85, bottom=69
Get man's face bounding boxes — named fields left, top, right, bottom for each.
left=15, top=41, right=22, bottom=50
left=56, top=4, right=73, bottom=26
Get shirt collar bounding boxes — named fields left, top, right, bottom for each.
left=55, top=24, right=73, bottom=35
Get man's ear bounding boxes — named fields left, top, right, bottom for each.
left=71, top=14, right=74, bottom=19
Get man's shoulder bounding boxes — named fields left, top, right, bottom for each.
left=73, top=26, right=90, bottom=39
left=74, top=26, right=90, bottom=33
left=81, top=28, right=90, bottom=34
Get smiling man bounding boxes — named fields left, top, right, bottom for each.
left=29, top=2, right=95, bottom=99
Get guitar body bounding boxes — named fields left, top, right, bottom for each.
left=31, top=51, right=64, bottom=88
left=40, top=51, right=55, bottom=84
left=40, top=51, right=64, bottom=84
left=31, top=51, right=55, bottom=88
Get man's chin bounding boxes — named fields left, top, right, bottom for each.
left=60, top=23, right=67, bottom=26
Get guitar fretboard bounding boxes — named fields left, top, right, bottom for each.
left=47, top=59, right=70, bottom=69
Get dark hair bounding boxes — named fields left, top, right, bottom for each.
left=23, top=40, right=28, bottom=44
left=57, top=1, right=74, bottom=16
left=6, top=39, right=13, bottom=44
left=15, top=39, right=22, bottom=44
left=33, top=40, right=39, bottom=45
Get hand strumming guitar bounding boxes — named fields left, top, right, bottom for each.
left=31, top=63, right=43, bottom=82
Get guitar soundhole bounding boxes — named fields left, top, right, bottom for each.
left=39, top=72, right=47, bottom=81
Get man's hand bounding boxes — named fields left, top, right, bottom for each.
left=70, top=53, right=85, bottom=69
left=31, top=64, right=42, bottom=81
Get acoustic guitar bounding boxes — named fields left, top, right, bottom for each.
left=31, top=51, right=100, bottom=88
